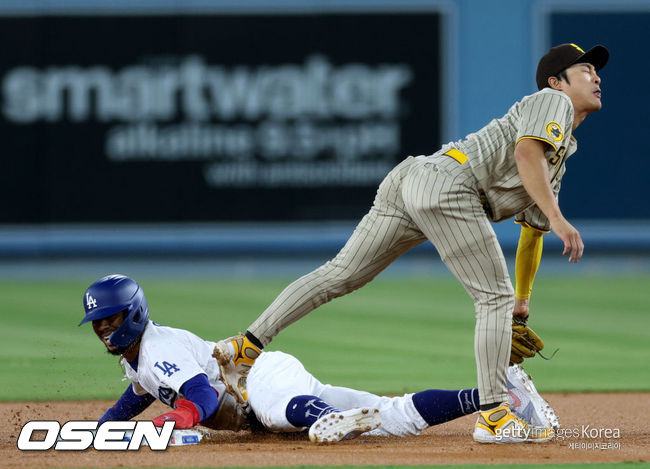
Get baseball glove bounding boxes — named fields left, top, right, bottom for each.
left=510, top=318, right=545, bottom=365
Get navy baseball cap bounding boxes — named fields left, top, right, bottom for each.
left=536, top=43, right=609, bottom=90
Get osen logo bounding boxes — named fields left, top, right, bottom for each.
left=17, top=420, right=175, bottom=451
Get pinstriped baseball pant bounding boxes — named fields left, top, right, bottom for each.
left=248, top=153, right=512, bottom=405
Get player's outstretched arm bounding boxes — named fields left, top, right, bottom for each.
left=514, top=138, right=583, bottom=262
left=98, top=384, right=156, bottom=424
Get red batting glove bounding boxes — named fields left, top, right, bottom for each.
left=152, top=399, right=201, bottom=429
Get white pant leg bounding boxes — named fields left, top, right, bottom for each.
left=318, top=385, right=428, bottom=437
left=247, top=351, right=428, bottom=436
left=247, top=351, right=326, bottom=432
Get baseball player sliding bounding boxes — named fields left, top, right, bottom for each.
left=81, top=274, right=558, bottom=444
left=216, top=43, right=609, bottom=443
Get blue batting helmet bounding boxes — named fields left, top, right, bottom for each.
left=80, top=274, right=150, bottom=348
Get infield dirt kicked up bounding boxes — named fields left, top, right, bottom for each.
left=2, top=393, right=648, bottom=468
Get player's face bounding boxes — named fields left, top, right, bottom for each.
left=92, top=310, right=125, bottom=356
left=561, top=63, right=602, bottom=114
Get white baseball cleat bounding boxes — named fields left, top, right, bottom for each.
left=507, top=364, right=560, bottom=431
left=308, top=408, right=381, bottom=444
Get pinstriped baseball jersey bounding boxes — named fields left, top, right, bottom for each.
left=449, top=88, right=577, bottom=229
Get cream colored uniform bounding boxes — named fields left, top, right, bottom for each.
left=249, top=88, right=576, bottom=405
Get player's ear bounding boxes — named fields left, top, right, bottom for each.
left=548, top=75, right=563, bottom=91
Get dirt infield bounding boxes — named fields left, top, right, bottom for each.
left=2, top=393, right=648, bottom=468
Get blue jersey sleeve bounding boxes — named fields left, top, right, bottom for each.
left=179, top=373, right=219, bottom=422
left=98, top=384, right=156, bottom=424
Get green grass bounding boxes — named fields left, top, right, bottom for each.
left=0, top=276, right=648, bottom=401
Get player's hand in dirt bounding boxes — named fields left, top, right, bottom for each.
left=152, top=399, right=201, bottom=429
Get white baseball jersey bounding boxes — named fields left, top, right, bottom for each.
left=122, top=321, right=225, bottom=406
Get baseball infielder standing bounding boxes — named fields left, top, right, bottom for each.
left=217, top=43, right=609, bottom=443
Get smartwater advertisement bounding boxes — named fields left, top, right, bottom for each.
left=0, top=14, right=442, bottom=222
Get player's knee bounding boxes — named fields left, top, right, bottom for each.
left=317, top=261, right=369, bottom=298
left=474, top=291, right=514, bottom=317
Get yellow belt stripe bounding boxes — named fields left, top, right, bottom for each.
left=444, top=148, right=467, bottom=164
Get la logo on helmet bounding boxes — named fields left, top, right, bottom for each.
left=86, top=293, right=98, bottom=309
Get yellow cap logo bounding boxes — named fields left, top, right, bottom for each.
left=546, top=122, right=564, bottom=142
left=570, top=43, right=585, bottom=54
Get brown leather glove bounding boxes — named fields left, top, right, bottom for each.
left=510, top=318, right=545, bottom=365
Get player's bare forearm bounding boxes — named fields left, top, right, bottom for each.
left=514, top=139, right=583, bottom=262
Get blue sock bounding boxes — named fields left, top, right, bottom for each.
left=285, top=395, right=339, bottom=428
left=412, top=389, right=480, bottom=426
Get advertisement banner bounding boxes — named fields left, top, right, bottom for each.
left=0, top=14, right=441, bottom=222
